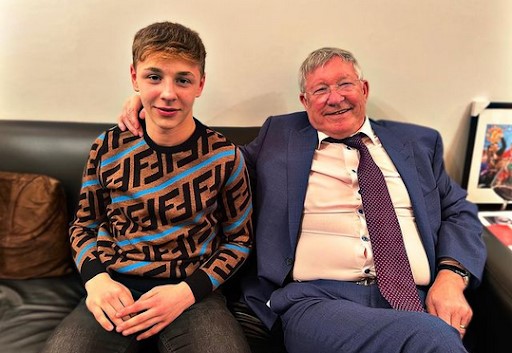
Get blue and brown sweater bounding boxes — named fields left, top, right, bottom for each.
left=70, top=120, right=253, bottom=301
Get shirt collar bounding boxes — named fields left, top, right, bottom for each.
left=316, top=117, right=378, bottom=149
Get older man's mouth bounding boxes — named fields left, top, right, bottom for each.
left=325, top=108, right=352, bottom=116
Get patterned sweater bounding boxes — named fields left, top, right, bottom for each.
left=70, top=120, right=253, bottom=301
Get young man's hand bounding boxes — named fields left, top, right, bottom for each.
left=425, top=270, right=472, bottom=338
left=118, top=95, right=145, bottom=137
left=115, top=282, right=196, bottom=340
left=84, top=273, right=135, bottom=331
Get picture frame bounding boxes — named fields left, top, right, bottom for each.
left=462, top=102, right=512, bottom=207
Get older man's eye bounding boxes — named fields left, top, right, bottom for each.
left=338, top=81, right=359, bottom=93
left=313, top=87, right=328, bottom=95
left=338, top=82, right=354, bottom=89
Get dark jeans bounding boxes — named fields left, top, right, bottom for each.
left=41, top=291, right=251, bottom=353
left=229, top=300, right=287, bottom=353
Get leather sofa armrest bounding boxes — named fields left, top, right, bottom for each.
left=462, top=228, right=512, bottom=352
left=482, top=228, right=512, bottom=315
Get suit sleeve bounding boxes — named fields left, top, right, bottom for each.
left=431, top=130, right=486, bottom=288
left=240, top=117, right=272, bottom=181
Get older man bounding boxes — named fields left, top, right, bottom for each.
left=119, top=47, right=485, bottom=353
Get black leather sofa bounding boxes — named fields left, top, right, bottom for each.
left=0, top=119, right=510, bottom=353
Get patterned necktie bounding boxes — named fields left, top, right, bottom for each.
left=334, top=133, right=424, bottom=312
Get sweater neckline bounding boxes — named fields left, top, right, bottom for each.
left=141, top=118, right=206, bottom=154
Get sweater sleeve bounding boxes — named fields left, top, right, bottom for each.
left=184, top=147, right=253, bottom=301
left=69, top=132, right=110, bottom=284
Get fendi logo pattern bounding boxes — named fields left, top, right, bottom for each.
left=70, top=122, right=253, bottom=293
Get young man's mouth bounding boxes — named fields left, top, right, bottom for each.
left=155, top=106, right=181, bottom=116
left=157, top=106, right=179, bottom=112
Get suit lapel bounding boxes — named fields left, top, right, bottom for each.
left=371, top=122, right=433, bottom=255
left=287, top=125, right=317, bottom=249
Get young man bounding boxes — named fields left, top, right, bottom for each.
left=42, top=22, right=252, bottom=353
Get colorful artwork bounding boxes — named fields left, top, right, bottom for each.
left=478, top=124, right=512, bottom=189
left=462, top=102, right=512, bottom=206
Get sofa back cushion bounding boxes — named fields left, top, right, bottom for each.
left=0, top=171, right=73, bottom=279
left=0, top=121, right=261, bottom=222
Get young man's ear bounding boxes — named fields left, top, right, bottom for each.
left=130, top=64, right=139, bottom=92
left=196, top=74, right=206, bottom=98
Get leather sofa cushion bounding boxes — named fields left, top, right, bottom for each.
left=0, top=172, right=73, bottom=279
left=0, top=275, right=85, bottom=353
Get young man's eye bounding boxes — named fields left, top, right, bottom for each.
left=176, top=78, right=192, bottom=86
left=147, top=74, right=161, bottom=81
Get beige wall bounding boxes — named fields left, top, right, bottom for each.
left=1, top=0, right=511, bottom=182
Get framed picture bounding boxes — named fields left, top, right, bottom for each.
left=462, top=102, right=512, bottom=207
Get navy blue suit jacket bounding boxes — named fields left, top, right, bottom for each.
left=240, top=111, right=486, bottom=329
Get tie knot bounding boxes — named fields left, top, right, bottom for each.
left=324, top=133, right=365, bottom=146
left=341, top=133, right=365, bottom=150
left=324, top=133, right=367, bottom=152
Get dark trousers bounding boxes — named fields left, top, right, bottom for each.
left=269, top=279, right=468, bottom=353
left=41, top=291, right=251, bottom=353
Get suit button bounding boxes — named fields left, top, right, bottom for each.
left=286, top=258, right=293, bottom=266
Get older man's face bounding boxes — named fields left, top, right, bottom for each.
left=300, top=56, right=369, bottom=139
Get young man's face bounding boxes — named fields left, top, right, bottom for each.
left=130, top=53, right=205, bottom=141
left=299, top=56, right=369, bottom=139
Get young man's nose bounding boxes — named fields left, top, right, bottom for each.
left=161, top=82, right=178, bottom=101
